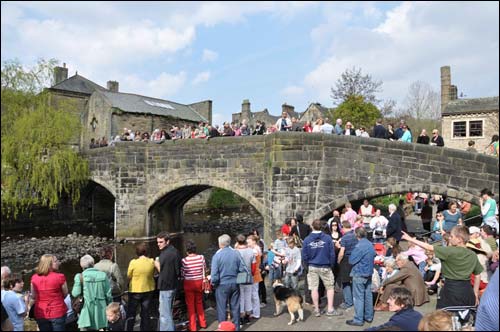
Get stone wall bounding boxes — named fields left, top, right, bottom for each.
left=86, top=132, right=499, bottom=243
left=442, top=112, right=499, bottom=152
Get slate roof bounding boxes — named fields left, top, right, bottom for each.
left=98, top=91, right=208, bottom=123
left=442, top=96, right=499, bottom=115
left=50, top=74, right=107, bottom=95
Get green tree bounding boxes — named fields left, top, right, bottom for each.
left=332, top=95, right=381, bottom=129
left=1, top=58, right=89, bottom=218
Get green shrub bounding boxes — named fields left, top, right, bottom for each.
left=207, top=188, right=245, bottom=209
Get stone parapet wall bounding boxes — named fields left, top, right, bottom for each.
left=86, top=132, right=499, bottom=242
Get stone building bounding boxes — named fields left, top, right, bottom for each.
left=440, top=66, right=499, bottom=152
left=232, top=99, right=331, bottom=128
left=47, top=64, right=211, bottom=150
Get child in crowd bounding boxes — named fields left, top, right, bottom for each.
left=106, top=302, right=125, bottom=331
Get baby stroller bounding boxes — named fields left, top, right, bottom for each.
left=441, top=305, right=477, bottom=330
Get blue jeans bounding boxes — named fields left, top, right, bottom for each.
left=215, top=283, right=240, bottom=331
left=342, top=282, right=353, bottom=307
left=36, top=316, right=66, bottom=331
left=352, top=276, right=373, bottom=324
left=418, top=261, right=426, bottom=278
left=159, top=289, right=176, bottom=331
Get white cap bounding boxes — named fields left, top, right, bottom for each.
left=469, top=226, right=481, bottom=234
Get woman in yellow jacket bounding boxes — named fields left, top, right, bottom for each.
left=127, top=243, right=155, bottom=331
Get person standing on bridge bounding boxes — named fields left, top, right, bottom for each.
left=275, top=112, right=292, bottom=132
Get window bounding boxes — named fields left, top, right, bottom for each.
left=144, top=100, right=174, bottom=109
left=453, top=121, right=466, bottom=137
left=469, top=120, right=483, bottom=137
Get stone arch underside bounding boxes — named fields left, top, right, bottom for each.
left=147, top=179, right=265, bottom=237
left=314, top=183, right=482, bottom=220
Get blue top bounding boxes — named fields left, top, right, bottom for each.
left=340, top=230, right=358, bottom=256
left=302, top=231, right=335, bottom=267
left=349, top=238, right=375, bottom=277
left=394, top=127, right=404, bottom=139
left=365, top=308, right=423, bottom=331
left=210, top=246, right=244, bottom=287
left=386, top=212, right=403, bottom=241
left=476, top=268, right=499, bottom=331
left=267, top=250, right=275, bottom=266
left=442, top=209, right=462, bottom=232
left=401, top=130, right=412, bottom=143
left=335, top=123, right=343, bottom=135
left=2, top=290, right=26, bottom=331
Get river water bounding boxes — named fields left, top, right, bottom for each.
left=1, top=206, right=263, bottom=291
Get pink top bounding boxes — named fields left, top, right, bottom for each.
left=344, top=209, right=358, bottom=227
left=31, top=272, right=67, bottom=319
left=402, top=246, right=428, bottom=265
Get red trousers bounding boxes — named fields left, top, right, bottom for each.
left=184, top=279, right=207, bottom=331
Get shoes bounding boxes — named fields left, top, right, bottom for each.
left=339, top=303, right=353, bottom=310
left=260, top=302, right=267, bottom=308
left=364, top=319, right=373, bottom=323
left=314, top=309, right=321, bottom=317
left=346, top=320, right=364, bottom=326
left=326, top=310, right=343, bottom=316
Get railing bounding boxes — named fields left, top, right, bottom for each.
left=415, top=214, right=483, bottom=243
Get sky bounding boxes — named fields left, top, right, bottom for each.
left=2, top=1, right=499, bottom=126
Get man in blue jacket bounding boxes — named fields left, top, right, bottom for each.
left=211, top=234, right=245, bottom=331
left=346, top=227, right=376, bottom=326
left=302, top=219, right=342, bottom=317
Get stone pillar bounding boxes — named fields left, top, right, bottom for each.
left=241, top=99, right=252, bottom=125
left=440, top=66, right=451, bottom=112
left=53, top=63, right=68, bottom=85
left=107, top=81, right=119, bottom=93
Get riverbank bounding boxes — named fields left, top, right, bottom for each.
left=1, top=233, right=114, bottom=274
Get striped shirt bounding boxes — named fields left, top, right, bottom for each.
left=181, top=254, right=206, bottom=281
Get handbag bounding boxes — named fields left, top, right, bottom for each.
left=294, top=225, right=304, bottom=248
left=202, top=257, right=212, bottom=294
left=72, top=274, right=84, bottom=314
left=235, top=250, right=253, bottom=285
left=28, top=303, right=35, bottom=319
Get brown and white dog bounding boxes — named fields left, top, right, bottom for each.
left=272, top=279, right=304, bottom=325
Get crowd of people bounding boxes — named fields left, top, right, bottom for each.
left=1, top=188, right=498, bottom=331
left=89, top=113, right=500, bottom=157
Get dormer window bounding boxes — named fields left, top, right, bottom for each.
left=91, top=117, right=98, bottom=132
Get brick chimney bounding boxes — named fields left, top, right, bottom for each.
left=440, top=66, right=451, bottom=112
left=53, top=62, right=68, bottom=85
left=107, top=81, right=119, bottom=93
left=282, top=103, right=294, bottom=115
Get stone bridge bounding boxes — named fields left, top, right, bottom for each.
left=85, top=132, right=499, bottom=242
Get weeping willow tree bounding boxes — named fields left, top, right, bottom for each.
left=1, top=58, right=90, bottom=218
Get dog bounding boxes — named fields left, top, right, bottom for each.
left=272, top=279, right=304, bottom=325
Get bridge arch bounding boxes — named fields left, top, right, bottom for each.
left=147, top=178, right=266, bottom=236
left=314, top=183, right=481, bottom=220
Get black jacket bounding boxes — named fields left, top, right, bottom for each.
left=373, top=124, right=387, bottom=139
left=386, top=212, right=403, bottom=241
left=158, top=245, right=182, bottom=291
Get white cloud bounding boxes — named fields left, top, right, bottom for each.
left=192, top=71, right=211, bottom=85
left=304, top=2, right=499, bottom=107
left=121, top=71, right=187, bottom=99
left=202, top=49, right=218, bottom=62
left=281, top=85, right=305, bottom=97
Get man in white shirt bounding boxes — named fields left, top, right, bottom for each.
left=275, top=112, right=292, bottom=132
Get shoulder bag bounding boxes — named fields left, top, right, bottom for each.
left=235, top=249, right=253, bottom=285
left=72, top=273, right=84, bottom=314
